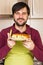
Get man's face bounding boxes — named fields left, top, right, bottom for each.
left=13, top=7, right=28, bottom=26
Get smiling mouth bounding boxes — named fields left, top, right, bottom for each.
left=17, top=18, right=25, bottom=22
left=18, top=20, right=24, bottom=22
left=17, top=18, right=25, bottom=20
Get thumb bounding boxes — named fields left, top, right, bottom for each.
left=7, top=33, right=11, bottom=39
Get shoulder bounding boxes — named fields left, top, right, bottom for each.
left=0, top=24, right=14, bottom=37
left=26, top=24, right=40, bottom=37
left=1, top=26, right=12, bottom=33
left=31, top=27, right=39, bottom=34
left=27, top=24, right=39, bottom=33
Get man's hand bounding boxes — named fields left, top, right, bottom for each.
left=7, top=30, right=16, bottom=48
left=23, top=38, right=35, bottom=51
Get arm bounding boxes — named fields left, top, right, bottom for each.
left=32, top=30, right=43, bottom=61
left=0, top=32, right=11, bottom=60
left=0, top=30, right=16, bottom=60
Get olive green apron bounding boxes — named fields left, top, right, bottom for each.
left=4, top=41, right=34, bottom=65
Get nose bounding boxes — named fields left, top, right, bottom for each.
left=19, top=13, right=23, bottom=18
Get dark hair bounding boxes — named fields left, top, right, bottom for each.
left=12, top=2, right=30, bottom=15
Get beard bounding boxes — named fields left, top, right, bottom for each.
left=14, top=18, right=27, bottom=27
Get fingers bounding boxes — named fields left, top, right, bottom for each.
left=7, top=29, right=12, bottom=40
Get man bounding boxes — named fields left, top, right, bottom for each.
left=0, top=2, right=43, bottom=65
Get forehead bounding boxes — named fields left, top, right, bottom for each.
left=16, top=7, right=27, bottom=13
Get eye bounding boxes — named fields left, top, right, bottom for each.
left=22, top=12, right=27, bottom=15
left=15, top=12, right=20, bottom=15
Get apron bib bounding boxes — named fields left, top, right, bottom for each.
left=4, top=41, right=34, bottom=65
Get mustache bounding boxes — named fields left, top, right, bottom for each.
left=17, top=18, right=25, bottom=20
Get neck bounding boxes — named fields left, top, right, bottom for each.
left=15, top=24, right=26, bottom=33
